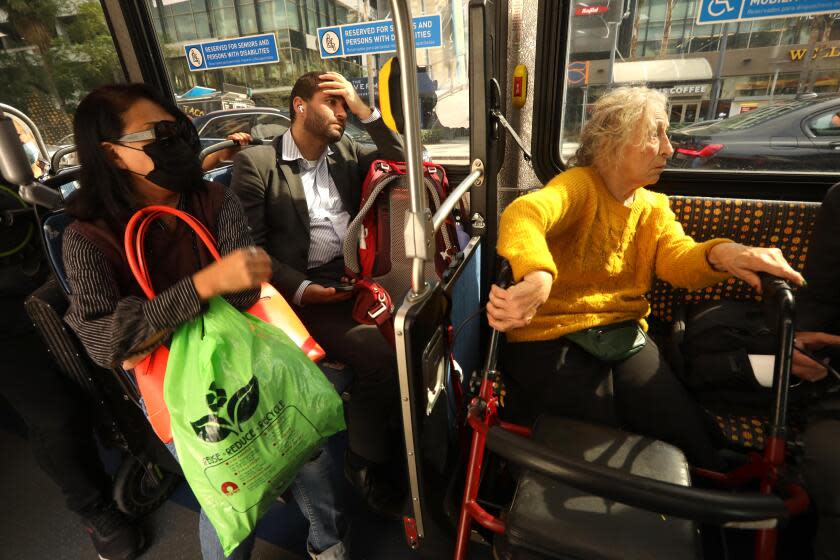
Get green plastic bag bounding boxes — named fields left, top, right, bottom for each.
left=164, top=297, right=345, bottom=555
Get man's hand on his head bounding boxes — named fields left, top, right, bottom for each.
left=318, top=72, right=372, bottom=120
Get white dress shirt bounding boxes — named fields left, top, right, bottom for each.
left=287, top=108, right=381, bottom=305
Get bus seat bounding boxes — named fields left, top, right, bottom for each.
left=650, top=196, right=820, bottom=324
left=504, top=416, right=699, bottom=560
left=42, top=210, right=74, bottom=294
left=40, top=206, right=357, bottom=400
left=708, top=410, right=804, bottom=452
left=204, top=166, right=234, bottom=188
left=318, top=360, right=355, bottom=399
left=648, top=195, right=821, bottom=455
left=447, top=238, right=482, bottom=385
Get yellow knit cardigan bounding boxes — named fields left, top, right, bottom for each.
left=497, top=166, right=731, bottom=343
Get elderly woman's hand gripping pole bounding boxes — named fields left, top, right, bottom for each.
left=487, top=270, right=553, bottom=332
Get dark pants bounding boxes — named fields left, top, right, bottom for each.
left=800, top=399, right=840, bottom=560
left=296, top=260, right=399, bottom=464
left=0, top=301, right=110, bottom=515
left=502, top=336, right=725, bottom=470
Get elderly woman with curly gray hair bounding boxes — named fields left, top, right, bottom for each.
left=487, top=86, right=804, bottom=470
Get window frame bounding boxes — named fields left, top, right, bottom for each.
left=531, top=1, right=840, bottom=200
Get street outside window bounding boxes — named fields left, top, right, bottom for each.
left=563, top=0, right=840, bottom=174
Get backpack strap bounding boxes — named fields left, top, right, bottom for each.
left=342, top=172, right=454, bottom=276
left=342, top=173, right=402, bottom=275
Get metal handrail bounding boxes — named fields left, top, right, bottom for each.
left=0, top=103, right=50, bottom=165
left=199, top=139, right=238, bottom=162
left=199, top=138, right=264, bottom=164
left=432, top=169, right=482, bottom=232
left=390, top=0, right=428, bottom=297
left=50, top=145, right=77, bottom=174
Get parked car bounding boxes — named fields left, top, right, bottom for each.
left=192, top=106, right=375, bottom=149
left=668, top=96, right=840, bottom=172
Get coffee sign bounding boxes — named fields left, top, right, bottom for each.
left=657, top=84, right=709, bottom=96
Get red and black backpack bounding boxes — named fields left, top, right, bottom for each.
left=342, top=159, right=464, bottom=344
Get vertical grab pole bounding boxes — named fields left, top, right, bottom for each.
left=756, top=274, right=796, bottom=560
left=389, top=0, right=431, bottom=547
left=390, top=0, right=430, bottom=297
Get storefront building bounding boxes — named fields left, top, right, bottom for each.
left=568, top=0, right=840, bottom=129
left=147, top=0, right=468, bottom=109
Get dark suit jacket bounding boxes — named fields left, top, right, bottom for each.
left=230, top=117, right=403, bottom=299
left=799, top=182, right=840, bottom=334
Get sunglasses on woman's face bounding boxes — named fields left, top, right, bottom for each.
left=112, top=120, right=191, bottom=144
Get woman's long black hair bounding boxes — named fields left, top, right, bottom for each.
left=66, top=83, right=201, bottom=230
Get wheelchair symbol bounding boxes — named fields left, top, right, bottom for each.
left=706, top=0, right=735, bottom=18
left=321, top=31, right=341, bottom=55
left=188, top=47, right=203, bottom=68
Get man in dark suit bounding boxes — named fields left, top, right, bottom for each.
left=787, top=183, right=840, bottom=560
left=230, top=71, right=405, bottom=516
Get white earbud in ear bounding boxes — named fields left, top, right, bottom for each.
left=298, top=106, right=304, bottom=113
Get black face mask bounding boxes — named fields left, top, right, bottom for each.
left=123, top=137, right=204, bottom=193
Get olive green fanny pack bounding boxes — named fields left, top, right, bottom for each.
left=565, top=320, right=647, bottom=362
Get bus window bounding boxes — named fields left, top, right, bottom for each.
left=0, top=1, right=126, bottom=171
left=561, top=1, right=840, bottom=174
left=145, top=0, right=471, bottom=165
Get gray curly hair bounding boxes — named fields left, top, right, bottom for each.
left=569, top=86, right=668, bottom=170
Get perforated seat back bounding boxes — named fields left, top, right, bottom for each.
left=368, top=181, right=439, bottom=303
left=204, top=166, right=234, bottom=187
left=649, top=195, right=823, bottom=454
left=343, top=162, right=459, bottom=305
left=650, top=196, right=821, bottom=323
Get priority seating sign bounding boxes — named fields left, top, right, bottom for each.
left=184, top=33, right=280, bottom=72
left=318, top=14, right=442, bottom=59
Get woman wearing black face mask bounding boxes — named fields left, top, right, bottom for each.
left=62, top=84, right=350, bottom=560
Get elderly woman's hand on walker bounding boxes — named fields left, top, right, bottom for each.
left=706, top=242, right=805, bottom=293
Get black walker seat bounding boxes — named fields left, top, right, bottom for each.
left=505, top=417, right=700, bottom=560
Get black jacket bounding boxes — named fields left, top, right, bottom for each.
left=230, top=118, right=403, bottom=299
left=798, top=182, right=840, bottom=334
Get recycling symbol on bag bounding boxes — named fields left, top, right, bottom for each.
left=190, top=377, right=260, bottom=443
left=221, top=481, right=240, bottom=496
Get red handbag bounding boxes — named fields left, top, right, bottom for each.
left=124, top=205, right=325, bottom=443
left=351, top=277, right=395, bottom=346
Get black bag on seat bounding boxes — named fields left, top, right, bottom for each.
left=503, top=416, right=700, bottom=560
left=674, top=301, right=775, bottom=396
left=672, top=301, right=832, bottom=410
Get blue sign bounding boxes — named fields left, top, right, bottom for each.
left=181, top=86, right=217, bottom=98
left=698, top=0, right=840, bottom=25
left=184, top=33, right=279, bottom=72
left=317, top=14, right=442, bottom=59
